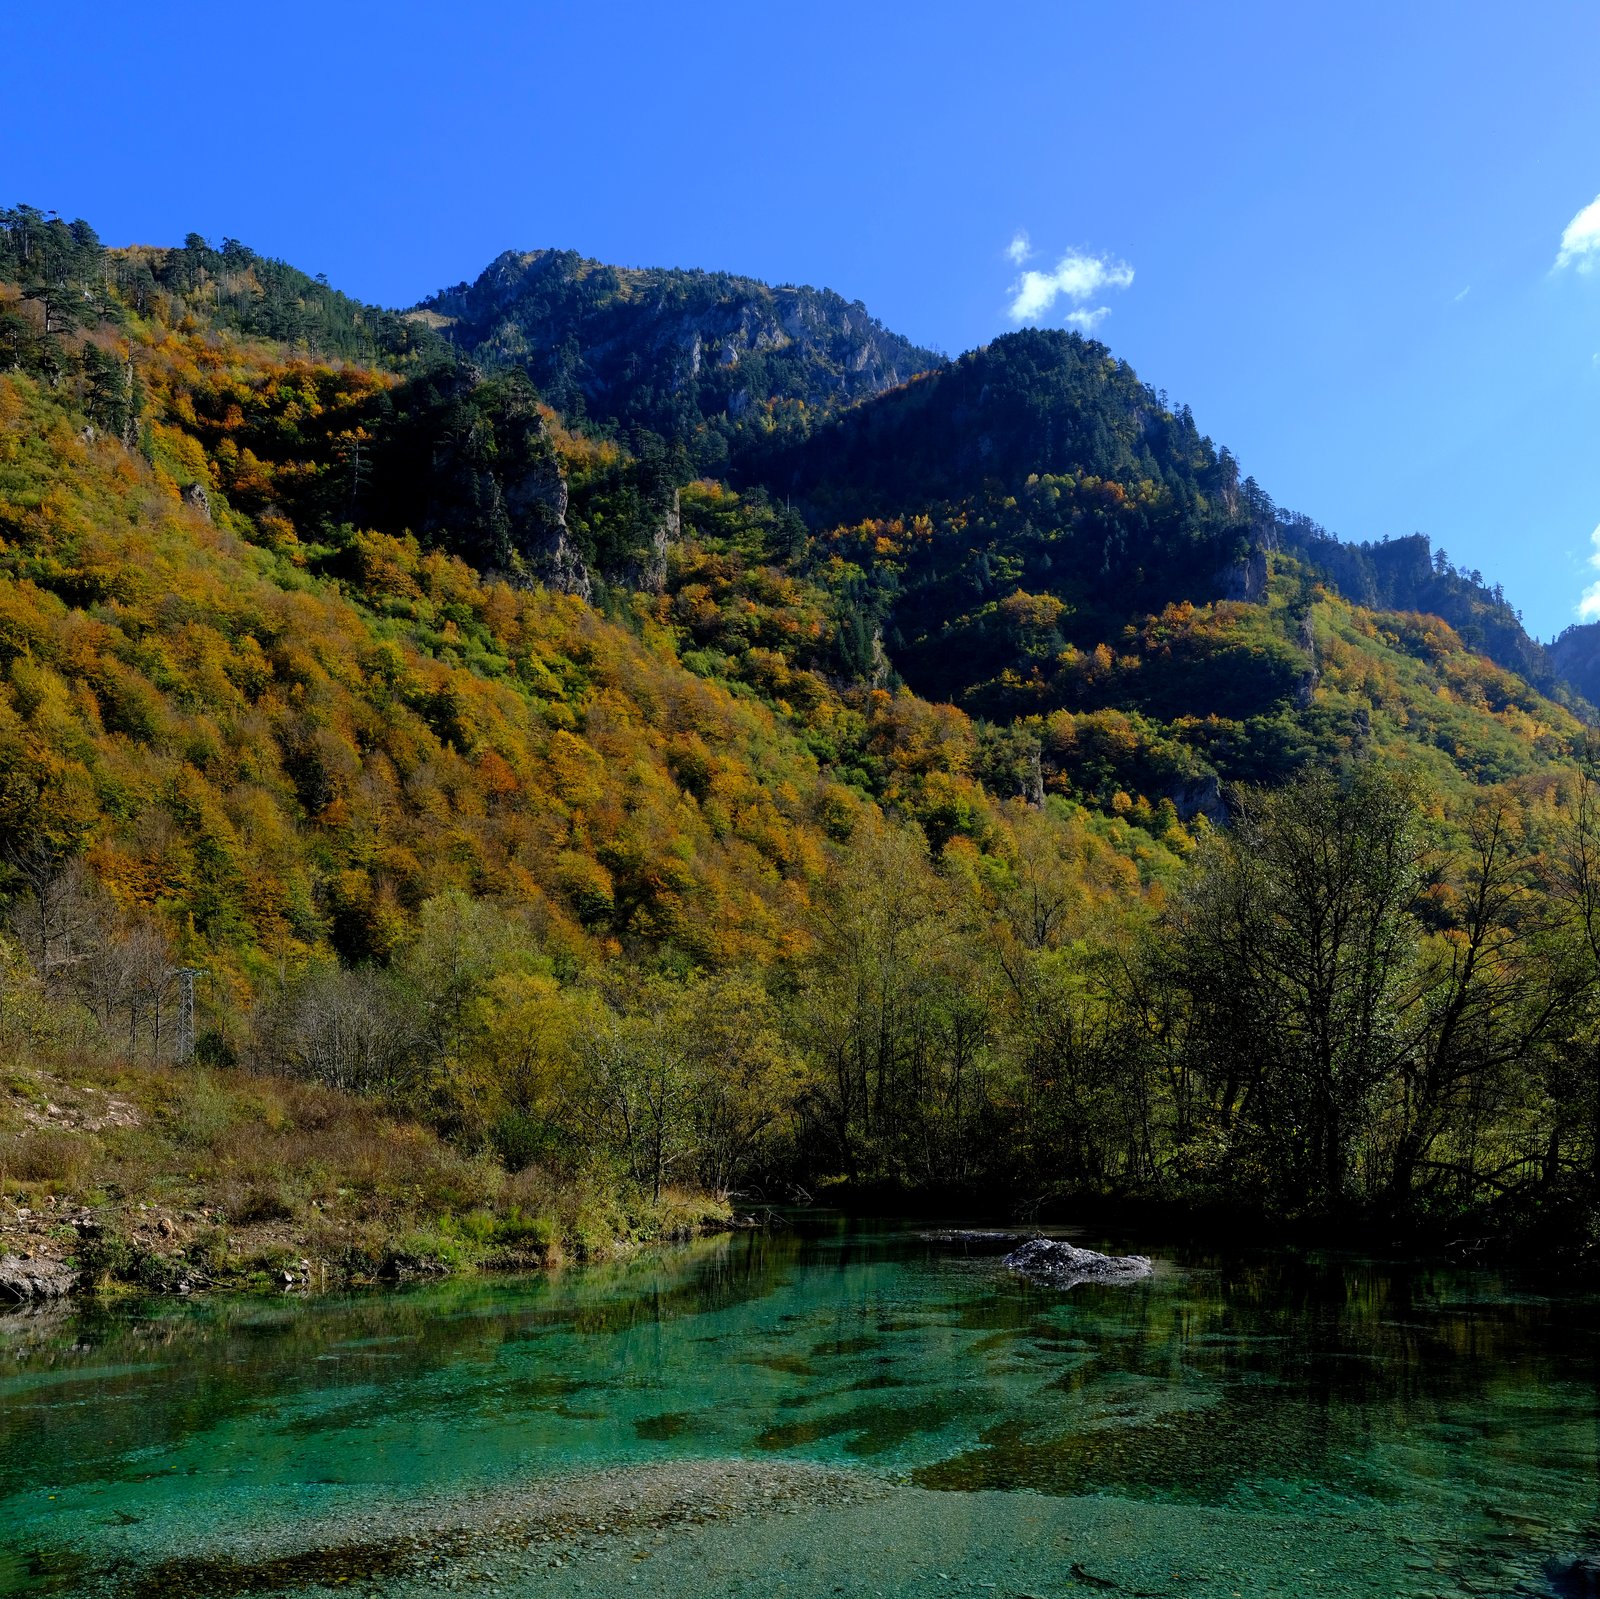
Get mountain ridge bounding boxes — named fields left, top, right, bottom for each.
left=8, top=209, right=1571, bottom=716
left=0, top=204, right=1589, bottom=815
left=405, top=245, right=1582, bottom=721
left=416, top=247, right=941, bottom=473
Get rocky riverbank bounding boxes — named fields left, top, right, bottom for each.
left=0, top=1059, right=732, bottom=1301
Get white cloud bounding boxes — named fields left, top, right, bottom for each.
left=1064, top=306, right=1112, bottom=332
left=1453, top=286, right=1470, bottom=303
left=1008, top=247, right=1134, bottom=325
left=1577, top=521, right=1600, bottom=620
left=1556, top=193, right=1600, bottom=272
left=1006, top=230, right=1033, bottom=266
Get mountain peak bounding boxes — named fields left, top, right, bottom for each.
left=416, top=249, right=941, bottom=461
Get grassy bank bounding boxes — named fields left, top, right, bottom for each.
left=0, top=1056, right=730, bottom=1296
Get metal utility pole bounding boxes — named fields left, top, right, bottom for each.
left=175, top=968, right=208, bottom=1064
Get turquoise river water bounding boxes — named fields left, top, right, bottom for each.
left=1, top=1220, right=1597, bottom=1598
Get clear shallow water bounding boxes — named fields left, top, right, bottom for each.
left=1, top=1220, right=1597, bottom=1597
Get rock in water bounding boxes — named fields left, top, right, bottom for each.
left=1001, top=1237, right=1153, bottom=1287
left=0, top=1254, right=77, bottom=1301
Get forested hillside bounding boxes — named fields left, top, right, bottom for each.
left=4, top=202, right=1600, bottom=1285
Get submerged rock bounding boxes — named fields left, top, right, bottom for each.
left=0, top=1253, right=77, bottom=1301
left=1001, top=1237, right=1153, bottom=1288
left=1550, top=1553, right=1600, bottom=1598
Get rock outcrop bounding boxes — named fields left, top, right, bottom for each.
left=503, top=434, right=592, bottom=599
left=1214, top=541, right=1269, bottom=602
left=1001, top=1237, right=1153, bottom=1288
left=182, top=481, right=213, bottom=522
left=502, top=431, right=569, bottom=529
left=0, top=1253, right=77, bottom=1302
left=535, top=523, right=593, bottom=601
left=407, top=367, right=594, bottom=600
left=1550, top=622, right=1600, bottom=711
left=620, top=487, right=679, bottom=595
left=1167, top=773, right=1225, bottom=825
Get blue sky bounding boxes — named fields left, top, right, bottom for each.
left=9, top=0, right=1600, bottom=638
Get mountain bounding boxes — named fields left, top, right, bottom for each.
left=8, top=204, right=1600, bottom=1248
left=771, top=328, right=1226, bottom=517
left=0, top=212, right=1576, bottom=933
left=0, top=207, right=1584, bottom=880
left=416, top=249, right=941, bottom=473
left=757, top=327, right=1577, bottom=706
left=406, top=250, right=1577, bottom=734
left=0, top=207, right=1191, bottom=983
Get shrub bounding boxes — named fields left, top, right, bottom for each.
left=3, top=1127, right=94, bottom=1186
left=227, top=1181, right=296, bottom=1225
left=166, top=1070, right=237, bottom=1149
left=489, top=1111, right=563, bottom=1173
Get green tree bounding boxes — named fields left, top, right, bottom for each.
left=1169, top=765, right=1423, bottom=1211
